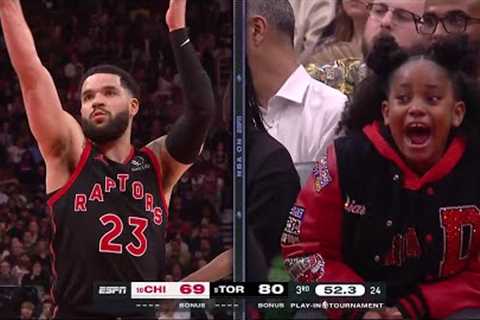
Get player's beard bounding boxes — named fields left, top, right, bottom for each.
left=81, top=110, right=130, bottom=144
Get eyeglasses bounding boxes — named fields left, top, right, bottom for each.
left=416, top=11, right=480, bottom=35
left=367, top=3, right=421, bottom=26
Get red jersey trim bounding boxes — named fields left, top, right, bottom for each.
left=47, top=141, right=93, bottom=207
left=47, top=206, right=59, bottom=316
left=123, top=146, right=135, bottom=165
left=363, top=122, right=466, bottom=191
left=141, top=146, right=169, bottom=213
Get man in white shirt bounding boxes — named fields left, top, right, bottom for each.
left=247, top=0, right=347, bottom=163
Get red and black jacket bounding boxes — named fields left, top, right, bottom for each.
left=282, top=122, right=480, bottom=319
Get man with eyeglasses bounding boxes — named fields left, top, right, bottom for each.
left=419, top=0, right=480, bottom=43
left=363, top=0, right=425, bottom=55
left=307, top=0, right=425, bottom=100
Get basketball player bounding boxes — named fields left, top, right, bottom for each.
left=0, top=0, right=214, bottom=318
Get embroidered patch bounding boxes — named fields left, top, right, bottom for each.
left=313, top=157, right=332, bottom=193
left=281, top=232, right=299, bottom=245
left=284, top=216, right=302, bottom=236
left=289, top=205, right=305, bottom=220
left=344, top=195, right=366, bottom=215
left=284, top=253, right=325, bottom=282
left=282, top=206, right=305, bottom=245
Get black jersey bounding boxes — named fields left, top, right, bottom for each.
left=47, top=141, right=168, bottom=317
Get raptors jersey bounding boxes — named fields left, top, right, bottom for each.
left=47, top=141, right=168, bottom=317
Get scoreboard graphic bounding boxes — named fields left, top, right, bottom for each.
left=94, top=282, right=386, bottom=311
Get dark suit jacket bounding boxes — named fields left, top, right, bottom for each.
left=246, top=128, right=301, bottom=267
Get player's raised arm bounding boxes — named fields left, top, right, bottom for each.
left=0, top=0, right=83, bottom=162
left=146, top=0, right=215, bottom=198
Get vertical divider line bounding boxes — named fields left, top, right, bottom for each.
left=233, top=0, right=246, bottom=319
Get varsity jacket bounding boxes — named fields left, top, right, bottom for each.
left=282, top=122, right=480, bottom=319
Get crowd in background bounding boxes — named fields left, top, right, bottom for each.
left=0, top=0, right=232, bottom=318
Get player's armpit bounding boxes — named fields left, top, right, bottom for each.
left=397, top=256, right=480, bottom=319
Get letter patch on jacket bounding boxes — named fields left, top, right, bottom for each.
left=284, top=253, right=325, bottom=282
left=281, top=205, right=305, bottom=245
left=313, top=157, right=332, bottom=192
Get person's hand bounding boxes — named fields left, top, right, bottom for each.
left=364, top=307, right=403, bottom=319
left=165, top=0, right=186, bottom=32
left=380, top=307, right=403, bottom=319
left=363, top=311, right=383, bottom=319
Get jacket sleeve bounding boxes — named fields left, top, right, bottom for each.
left=397, top=255, right=480, bottom=319
left=281, top=144, right=364, bottom=319
left=248, top=146, right=301, bottom=264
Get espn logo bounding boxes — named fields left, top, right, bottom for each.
left=98, top=286, right=127, bottom=295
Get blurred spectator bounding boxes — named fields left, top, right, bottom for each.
left=5, top=237, right=25, bottom=267
left=421, top=0, right=480, bottom=44
left=169, top=262, right=184, bottom=282
left=308, top=0, right=425, bottom=99
left=0, top=190, right=9, bottom=206
left=33, top=239, right=50, bottom=271
left=156, top=300, right=191, bottom=320
left=11, top=254, right=31, bottom=285
left=21, top=260, right=49, bottom=292
left=19, top=301, right=35, bottom=320
left=0, top=259, right=16, bottom=285
left=21, top=231, right=35, bottom=254
left=211, top=141, right=228, bottom=171
left=7, top=137, right=26, bottom=165
left=0, top=122, right=13, bottom=147
left=26, top=220, right=39, bottom=245
left=288, top=0, right=336, bottom=63
left=39, top=298, right=54, bottom=320
left=16, top=151, right=36, bottom=187
left=306, top=0, right=369, bottom=66
left=362, top=0, right=424, bottom=55
left=165, top=235, right=191, bottom=269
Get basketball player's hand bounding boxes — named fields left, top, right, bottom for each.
left=166, top=0, right=186, bottom=32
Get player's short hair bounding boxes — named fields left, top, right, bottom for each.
left=247, top=0, right=295, bottom=45
left=80, top=64, right=140, bottom=99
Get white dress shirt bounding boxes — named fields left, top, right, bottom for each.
left=262, top=65, right=347, bottom=163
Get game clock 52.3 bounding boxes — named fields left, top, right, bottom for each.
left=315, top=284, right=365, bottom=297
